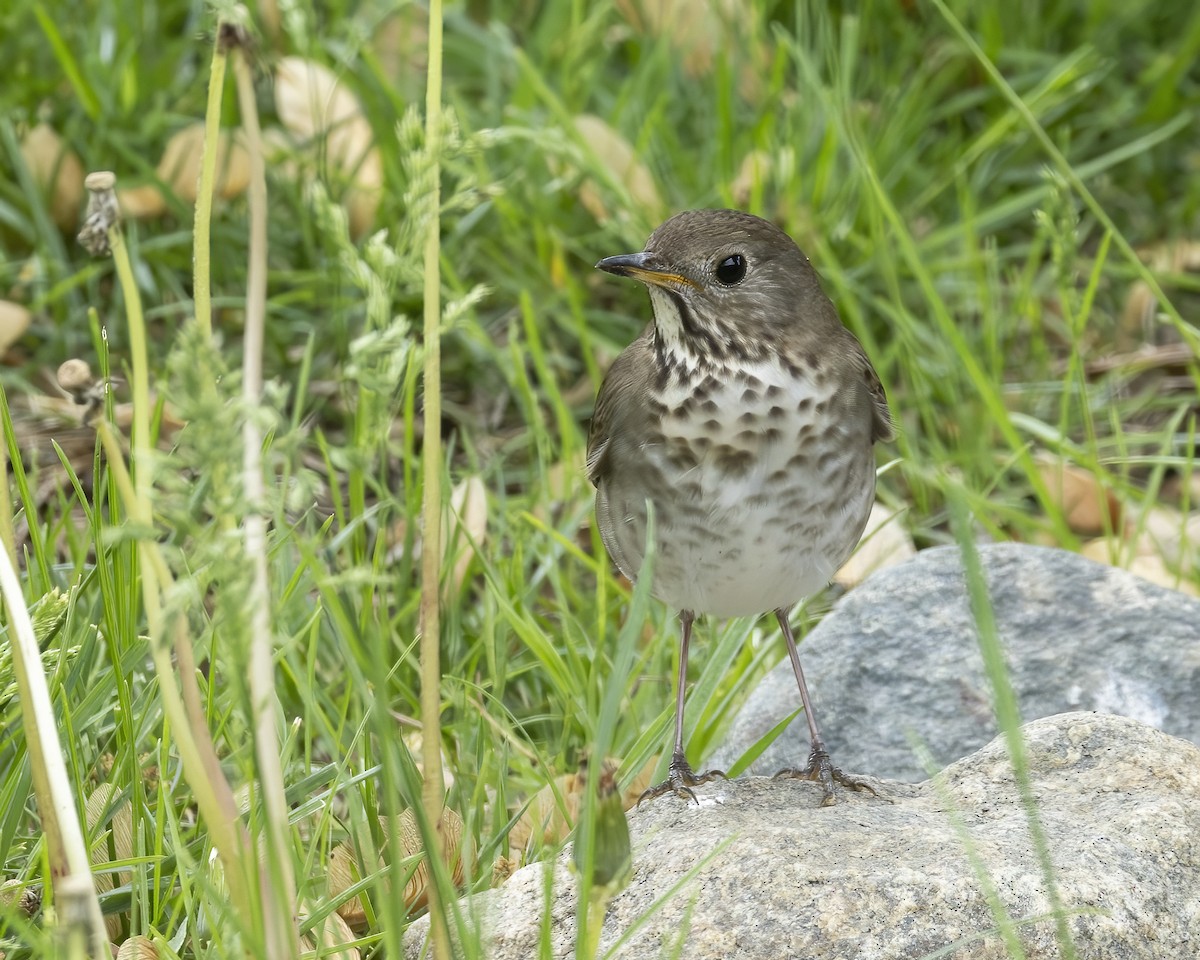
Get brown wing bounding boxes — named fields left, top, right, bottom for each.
left=586, top=329, right=656, bottom=488
left=832, top=325, right=894, bottom=446
left=862, top=356, right=895, bottom=444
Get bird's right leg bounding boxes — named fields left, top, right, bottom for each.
left=639, top=610, right=727, bottom=804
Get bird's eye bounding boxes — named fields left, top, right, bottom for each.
left=715, top=254, right=747, bottom=285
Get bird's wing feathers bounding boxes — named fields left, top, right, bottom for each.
left=861, top=356, right=895, bottom=444
left=586, top=330, right=656, bottom=488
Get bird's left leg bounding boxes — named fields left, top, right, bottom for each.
left=770, top=607, right=878, bottom=806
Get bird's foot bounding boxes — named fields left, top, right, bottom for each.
left=773, top=748, right=879, bottom=807
left=638, top=753, right=726, bottom=806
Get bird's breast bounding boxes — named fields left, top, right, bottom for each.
left=605, top=356, right=877, bottom=616
left=649, top=359, right=858, bottom=506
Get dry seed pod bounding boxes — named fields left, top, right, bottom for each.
left=159, top=124, right=251, bottom=204
left=274, top=57, right=361, bottom=143
left=115, top=935, right=158, bottom=960
left=342, top=146, right=382, bottom=239
left=510, top=756, right=658, bottom=854
left=391, top=808, right=465, bottom=910
left=114, top=185, right=168, bottom=220
left=328, top=840, right=376, bottom=930
left=56, top=358, right=94, bottom=396
left=0, top=301, right=31, bottom=357
left=445, top=475, right=488, bottom=593
left=1035, top=455, right=1122, bottom=536
left=298, top=907, right=359, bottom=959
left=117, top=124, right=252, bottom=219
left=0, top=877, right=41, bottom=917
left=508, top=772, right=582, bottom=852
left=19, top=123, right=85, bottom=230
left=329, top=807, right=466, bottom=930
left=274, top=56, right=381, bottom=236
left=56, top=356, right=111, bottom=424
left=86, top=783, right=135, bottom=862
left=1119, top=281, right=1157, bottom=349
left=491, top=855, right=517, bottom=885
left=78, top=171, right=120, bottom=256
left=86, top=782, right=134, bottom=940
left=0, top=877, right=21, bottom=906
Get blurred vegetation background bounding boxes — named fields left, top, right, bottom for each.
left=0, top=0, right=1197, bottom=956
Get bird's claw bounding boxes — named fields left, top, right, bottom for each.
left=638, top=755, right=726, bottom=806
left=773, top=748, right=880, bottom=807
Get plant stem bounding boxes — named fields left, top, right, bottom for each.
left=95, top=419, right=255, bottom=925
left=0, top=547, right=108, bottom=958
left=0, top=394, right=14, bottom=569
left=233, top=41, right=300, bottom=960
left=192, top=24, right=230, bottom=344
left=97, top=172, right=260, bottom=942
left=420, top=1, right=449, bottom=957
left=108, top=235, right=150, bottom=512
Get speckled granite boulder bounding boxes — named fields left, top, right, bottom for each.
left=406, top=713, right=1200, bottom=959
left=711, top=543, right=1200, bottom=782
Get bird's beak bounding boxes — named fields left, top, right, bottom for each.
left=595, top=252, right=697, bottom=289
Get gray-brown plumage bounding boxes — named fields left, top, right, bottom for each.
left=589, top=208, right=892, bottom=805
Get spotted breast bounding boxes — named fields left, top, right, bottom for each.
left=595, top=350, right=877, bottom=619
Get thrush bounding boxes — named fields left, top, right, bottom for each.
left=588, top=208, right=893, bottom=806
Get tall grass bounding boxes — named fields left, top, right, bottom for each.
left=0, top=1, right=1196, bottom=957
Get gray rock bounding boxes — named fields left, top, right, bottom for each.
left=406, top=713, right=1200, bottom=959
left=711, top=543, right=1200, bottom=782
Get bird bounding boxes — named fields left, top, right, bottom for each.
left=587, top=208, right=893, bottom=806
